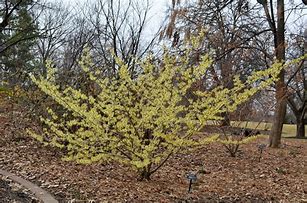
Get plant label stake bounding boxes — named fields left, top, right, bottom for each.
left=258, top=144, right=266, bottom=162
left=187, top=173, right=197, bottom=193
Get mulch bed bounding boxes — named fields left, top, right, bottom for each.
left=0, top=112, right=307, bottom=202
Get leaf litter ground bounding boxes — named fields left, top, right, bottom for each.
left=0, top=111, right=307, bottom=202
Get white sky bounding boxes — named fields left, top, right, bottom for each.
left=52, top=0, right=171, bottom=36
left=48, top=0, right=306, bottom=37
left=56, top=0, right=170, bottom=34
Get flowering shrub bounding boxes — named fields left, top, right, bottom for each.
left=29, top=37, right=284, bottom=180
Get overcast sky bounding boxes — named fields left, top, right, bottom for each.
left=48, top=0, right=306, bottom=36
left=53, top=0, right=170, bottom=38
left=61, top=0, right=168, bottom=25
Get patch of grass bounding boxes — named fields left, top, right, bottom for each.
left=231, top=121, right=306, bottom=138
left=231, top=121, right=271, bottom=131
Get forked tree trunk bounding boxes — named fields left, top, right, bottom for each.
left=138, top=167, right=152, bottom=181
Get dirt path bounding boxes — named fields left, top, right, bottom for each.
left=0, top=169, right=58, bottom=203
left=0, top=174, right=40, bottom=203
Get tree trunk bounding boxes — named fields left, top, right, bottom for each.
left=296, top=120, right=305, bottom=138
left=269, top=92, right=286, bottom=147
left=269, top=0, right=286, bottom=148
left=220, top=112, right=231, bottom=126
left=220, top=59, right=233, bottom=126
left=138, top=167, right=151, bottom=181
left=296, top=114, right=305, bottom=138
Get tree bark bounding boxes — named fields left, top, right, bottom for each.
left=287, top=98, right=306, bottom=138
left=269, top=87, right=287, bottom=147
left=294, top=110, right=306, bottom=138
left=296, top=117, right=305, bottom=138
left=220, top=59, right=233, bottom=126
left=269, top=0, right=286, bottom=148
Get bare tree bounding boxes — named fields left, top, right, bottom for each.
left=286, top=27, right=307, bottom=138
left=164, top=0, right=273, bottom=125
left=32, top=0, right=160, bottom=91
left=83, top=0, right=160, bottom=78
left=257, top=0, right=307, bottom=147
left=35, top=1, right=73, bottom=77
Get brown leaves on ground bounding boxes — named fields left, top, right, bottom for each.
left=0, top=110, right=307, bottom=202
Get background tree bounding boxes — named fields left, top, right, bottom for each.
left=257, top=0, right=307, bottom=147
left=257, top=0, right=286, bottom=147
left=35, top=1, right=72, bottom=78
left=286, top=27, right=307, bottom=138
left=35, top=0, right=160, bottom=88
left=0, top=0, right=40, bottom=88
left=86, top=0, right=159, bottom=78
left=164, top=0, right=273, bottom=126
left=14, top=0, right=163, bottom=123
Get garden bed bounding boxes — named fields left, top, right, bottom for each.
left=0, top=112, right=307, bottom=202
